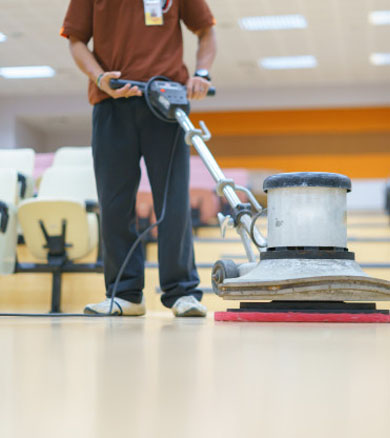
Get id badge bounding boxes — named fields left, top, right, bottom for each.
left=143, top=0, right=164, bottom=26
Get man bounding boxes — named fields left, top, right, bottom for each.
left=61, top=0, right=217, bottom=316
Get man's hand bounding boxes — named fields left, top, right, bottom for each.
left=98, top=71, right=143, bottom=99
left=186, top=76, right=211, bottom=100
left=68, top=38, right=142, bottom=99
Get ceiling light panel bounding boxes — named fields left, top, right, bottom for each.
left=0, top=66, right=56, bottom=79
left=0, top=32, right=7, bottom=42
left=370, top=53, right=390, bottom=66
left=259, top=56, right=317, bottom=70
left=369, top=11, right=390, bottom=25
left=239, top=14, right=307, bottom=31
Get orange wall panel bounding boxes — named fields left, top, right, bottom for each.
left=192, top=107, right=390, bottom=136
left=217, top=153, right=390, bottom=179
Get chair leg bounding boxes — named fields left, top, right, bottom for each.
left=50, top=270, right=62, bottom=313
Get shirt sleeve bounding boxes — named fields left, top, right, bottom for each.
left=179, top=0, right=216, bottom=33
left=60, top=0, right=93, bottom=44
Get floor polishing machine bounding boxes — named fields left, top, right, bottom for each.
left=112, top=77, right=390, bottom=323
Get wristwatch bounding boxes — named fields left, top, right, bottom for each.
left=194, top=69, right=211, bottom=82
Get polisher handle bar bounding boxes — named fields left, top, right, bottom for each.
left=174, top=108, right=267, bottom=250
left=109, top=79, right=216, bottom=96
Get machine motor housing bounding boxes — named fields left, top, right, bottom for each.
left=149, top=80, right=190, bottom=119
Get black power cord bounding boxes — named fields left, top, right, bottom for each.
left=0, top=77, right=183, bottom=318
left=250, top=209, right=267, bottom=248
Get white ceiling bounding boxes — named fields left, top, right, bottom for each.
left=0, top=0, right=390, bottom=107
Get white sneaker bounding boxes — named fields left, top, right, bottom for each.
left=84, top=297, right=146, bottom=316
left=172, top=295, right=207, bottom=317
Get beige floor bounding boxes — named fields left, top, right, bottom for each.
left=1, top=212, right=390, bottom=437
left=1, top=314, right=390, bottom=438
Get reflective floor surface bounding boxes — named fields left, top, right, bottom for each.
left=1, top=313, right=390, bottom=438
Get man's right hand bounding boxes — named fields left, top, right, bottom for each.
left=98, top=71, right=143, bottom=99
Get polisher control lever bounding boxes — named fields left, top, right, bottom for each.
left=184, top=121, right=211, bottom=145
left=199, top=121, right=211, bottom=141
left=217, top=213, right=235, bottom=238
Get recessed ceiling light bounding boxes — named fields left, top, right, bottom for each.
left=239, top=14, right=307, bottom=31
left=0, top=32, right=7, bottom=42
left=259, top=55, right=317, bottom=70
left=0, top=66, right=56, bottom=79
left=369, top=11, right=390, bottom=25
left=370, top=53, right=390, bottom=66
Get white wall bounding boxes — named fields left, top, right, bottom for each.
left=0, top=94, right=90, bottom=151
left=14, top=119, right=46, bottom=151
left=0, top=105, right=16, bottom=148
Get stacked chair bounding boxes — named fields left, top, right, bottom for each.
left=52, top=146, right=93, bottom=167
left=17, top=147, right=102, bottom=312
left=0, top=148, right=36, bottom=243
left=0, top=148, right=35, bottom=202
left=0, top=169, right=19, bottom=276
left=0, top=146, right=103, bottom=313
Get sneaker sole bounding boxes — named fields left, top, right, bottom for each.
left=174, top=307, right=207, bottom=317
left=83, top=307, right=146, bottom=316
left=83, top=307, right=120, bottom=316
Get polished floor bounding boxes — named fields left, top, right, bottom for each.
left=1, top=313, right=390, bottom=438
left=1, top=212, right=390, bottom=437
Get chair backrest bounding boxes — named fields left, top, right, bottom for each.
left=52, top=147, right=93, bottom=167
left=18, top=198, right=97, bottom=260
left=0, top=148, right=36, bottom=201
left=0, top=148, right=35, bottom=175
left=0, top=168, right=18, bottom=274
left=38, top=166, right=98, bottom=201
left=18, top=166, right=99, bottom=261
left=0, top=168, right=19, bottom=205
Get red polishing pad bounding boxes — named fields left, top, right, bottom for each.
left=214, top=311, right=390, bottom=323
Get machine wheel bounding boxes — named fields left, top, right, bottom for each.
left=212, top=259, right=239, bottom=294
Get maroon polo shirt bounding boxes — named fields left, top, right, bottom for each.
left=60, top=0, right=215, bottom=105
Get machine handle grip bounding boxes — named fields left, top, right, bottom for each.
left=109, top=79, right=146, bottom=91
left=109, top=79, right=216, bottom=96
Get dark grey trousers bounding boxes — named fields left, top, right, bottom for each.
left=91, top=97, right=202, bottom=308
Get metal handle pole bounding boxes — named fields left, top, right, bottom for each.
left=175, top=108, right=267, bottom=248
left=175, top=109, right=241, bottom=207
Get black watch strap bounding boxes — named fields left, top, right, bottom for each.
left=194, top=69, right=211, bottom=81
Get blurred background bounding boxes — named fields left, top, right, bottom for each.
left=0, top=1, right=389, bottom=210
left=1, top=0, right=390, bottom=313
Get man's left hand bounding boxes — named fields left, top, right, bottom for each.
left=186, top=76, right=211, bottom=100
